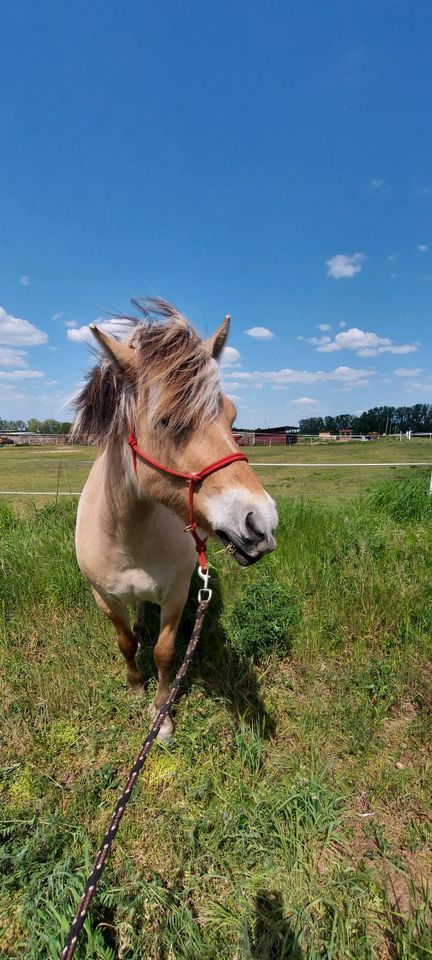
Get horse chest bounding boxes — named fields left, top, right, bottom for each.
left=111, top=565, right=164, bottom=604
left=100, top=538, right=196, bottom=607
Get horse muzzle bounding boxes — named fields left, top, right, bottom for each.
left=216, top=510, right=277, bottom=566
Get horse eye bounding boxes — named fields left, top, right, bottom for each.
left=160, top=417, right=170, bottom=429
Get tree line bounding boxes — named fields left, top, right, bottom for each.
left=2, top=404, right=432, bottom=437
left=299, top=404, right=432, bottom=435
left=0, top=419, right=72, bottom=434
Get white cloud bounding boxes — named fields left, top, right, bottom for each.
left=298, top=335, right=333, bottom=349
left=418, top=244, right=428, bottom=252
left=394, top=367, right=422, bottom=377
left=0, top=369, right=43, bottom=380
left=403, top=379, right=432, bottom=394
left=51, top=312, right=64, bottom=321
left=326, top=253, right=366, bottom=279
left=329, top=366, right=373, bottom=382
left=67, top=317, right=135, bottom=345
left=380, top=344, right=419, bottom=355
left=0, top=383, right=73, bottom=418
left=244, top=326, right=274, bottom=340
left=0, top=347, right=29, bottom=368
left=370, top=177, right=391, bottom=192
left=224, top=365, right=374, bottom=386
left=220, top=346, right=241, bottom=367
left=64, top=320, right=78, bottom=329
left=390, top=272, right=398, bottom=279
left=316, top=323, right=332, bottom=331
left=388, top=253, right=398, bottom=261
left=291, top=397, right=319, bottom=405
left=339, top=321, right=346, bottom=328
left=222, top=371, right=267, bottom=382
left=20, top=275, right=30, bottom=286
left=0, top=306, right=48, bottom=346
left=0, top=388, right=29, bottom=402
left=337, top=379, right=370, bottom=389
left=302, top=326, right=419, bottom=357
left=221, top=380, right=249, bottom=390
left=44, top=379, right=58, bottom=386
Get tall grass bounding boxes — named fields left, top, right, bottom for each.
left=366, top=470, right=432, bottom=522
left=1, top=483, right=431, bottom=958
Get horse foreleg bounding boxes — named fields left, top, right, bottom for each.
left=151, top=599, right=185, bottom=740
left=91, top=587, right=143, bottom=692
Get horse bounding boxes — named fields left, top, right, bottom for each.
left=72, top=299, right=278, bottom=738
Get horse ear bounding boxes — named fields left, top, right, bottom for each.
left=206, top=314, right=230, bottom=360
left=89, top=325, right=137, bottom=375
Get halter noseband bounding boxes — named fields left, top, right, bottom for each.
left=128, top=429, right=248, bottom=571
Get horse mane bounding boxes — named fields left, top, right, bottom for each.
left=71, top=298, right=222, bottom=445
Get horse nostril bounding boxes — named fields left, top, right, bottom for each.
left=245, top=511, right=265, bottom=541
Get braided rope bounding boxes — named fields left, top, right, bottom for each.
left=61, top=599, right=209, bottom=960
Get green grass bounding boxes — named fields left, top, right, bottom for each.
left=1, top=473, right=432, bottom=957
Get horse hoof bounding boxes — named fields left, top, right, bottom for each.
left=157, top=716, right=174, bottom=741
left=149, top=705, right=174, bottom=740
left=127, top=674, right=144, bottom=697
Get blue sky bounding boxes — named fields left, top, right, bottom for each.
left=1, top=1, right=431, bottom=427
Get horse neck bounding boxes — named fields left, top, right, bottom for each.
left=98, top=436, right=155, bottom=525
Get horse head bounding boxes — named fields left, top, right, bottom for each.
left=75, top=299, right=278, bottom=566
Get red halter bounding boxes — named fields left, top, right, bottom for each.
left=128, top=429, right=248, bottom=571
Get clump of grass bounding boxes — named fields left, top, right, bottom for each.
left=366, top=470, right=432, bottom=522
left=386, top=880, right=432, bottom=960
left=222, top=575, right=300, bottom=662
left=7, top=767, right=39, bottom=812
left=0, top=499, right=16, bottom=533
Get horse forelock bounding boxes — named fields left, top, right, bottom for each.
left=71, top=300, right=222, bottom=444
left=132, top=319, right=221, bottom=435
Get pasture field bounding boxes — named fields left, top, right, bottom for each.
left=0, top=455, right=432, bottom=957
left=0, top=436, right=431, bottom=505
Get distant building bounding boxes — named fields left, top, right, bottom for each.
left=233, top=425, right=300, bottom=446
left=232, top=431, right=255, bottom=446
left=0, top=431, right=69, bottom=446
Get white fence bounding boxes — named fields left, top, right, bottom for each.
left=1, top=460, right=432, bottom=497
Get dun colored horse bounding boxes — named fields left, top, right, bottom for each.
left=73, top=299, right=277, bottom=738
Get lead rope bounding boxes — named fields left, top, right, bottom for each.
left=61, top=572, right=212, bottom=960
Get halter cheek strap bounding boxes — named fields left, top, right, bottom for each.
left=127, top=429, right=249, bottom=571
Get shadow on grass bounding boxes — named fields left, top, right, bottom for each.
left=135, top=565, right=277, bottom=738
left=252, top=890, right=303, bottom=959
